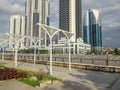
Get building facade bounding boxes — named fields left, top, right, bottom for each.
left=59, top=0, right=82, bottom=42
left=9, top=15, right=25, bottom=49
left=25, top=0, right=50, bottom=47
left=83, top=9, right=102, bottom=52
left=57, top=38, right=91, bottom=54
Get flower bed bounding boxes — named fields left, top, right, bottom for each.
left=0, top=65, right=61, bottom=87
left=0, top=68, right=27, bottom=80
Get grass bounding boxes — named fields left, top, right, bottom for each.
left=42, top=75, right=61, bottom=81
left=0, top=64, right=7, bottom=69
left=18, top=71, right=61, bottom=87
left=18, top=78, right=40, bottom=87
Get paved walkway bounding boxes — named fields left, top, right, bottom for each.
left=0, top=60, right=120, bottom=90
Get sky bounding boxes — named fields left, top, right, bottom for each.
left=0, top=0, right=120, bottom=48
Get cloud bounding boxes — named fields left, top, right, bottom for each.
left=0, top=0, right=24, bottom=34
left=0, top=0, right=24, bottom=15
left=105, top=37, right=112, bottom=41
left=0, top=0, right=120, bottom=48
left=83, top=0, right=120, bottom=48
left=103, top=29, right=120, bottom=48
left=50, top=0, right=59, bottom=28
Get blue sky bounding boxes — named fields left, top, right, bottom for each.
left=0, top=0, right=120, bottom=48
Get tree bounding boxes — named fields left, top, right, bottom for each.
left=114, top=48, right=120, bottom=55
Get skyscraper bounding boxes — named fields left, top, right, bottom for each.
left=9, top=15, right=25, bottom=49
left=25, top=0, right=50, bottom=46
left=83, top=9, right=102, bottom=52
left=59, top=0, right=82, bottom=42
left=83, top=11, right=90, bottom=44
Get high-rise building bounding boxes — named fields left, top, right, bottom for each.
left=25, top=0, right=50, bottom=46
left=83, top=9, right=102, bottom=52
left=9, top=15, right=25, bottom=49
left=83, top=11, right=90, bottom=44
left=59, top=0, right=82, bottom=42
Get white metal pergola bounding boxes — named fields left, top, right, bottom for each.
left=0, top=39, right=9, bottom=61
left=5, top=24, right=73, bottom=75
left=37, top=23, right=73, bottom=75
left=7, top=34, right=40, bottom=67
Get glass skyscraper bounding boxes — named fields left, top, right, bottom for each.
left=83, top=11, right=90, bottom=44
left=59, top=0, right=82, bottom=42
left=83, top=9, right=102, bottom=52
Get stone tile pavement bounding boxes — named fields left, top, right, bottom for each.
left=0, top=60, right=120, bottom=90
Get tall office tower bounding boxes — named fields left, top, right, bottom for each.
left=9, top=15, right=25, bottom=49
left=83, top=9, right=102, bottom=52
left=25, top=0, right=50, bottom=46
left=83, top=11, right=90, bottom=44
left=59, top=0, right=82, bottom=42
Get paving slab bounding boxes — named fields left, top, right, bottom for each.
left=0, top=79, right=41, bottom=90
left=0, top=60, right=120, bottom=90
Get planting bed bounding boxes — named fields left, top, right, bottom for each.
left=0, top=66, right=27, bottom=80
left=0, top=65, right=61, bottom=87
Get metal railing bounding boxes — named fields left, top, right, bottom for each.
left=0, top=53, right=120, bottom=67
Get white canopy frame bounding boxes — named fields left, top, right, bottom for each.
left=16, top=36, right=40, bottom=67
left=0, top=39, right=9, bottom=61
left=37, top=23, right=73, bottom=75
left=7, top=34, right=40, bottom=67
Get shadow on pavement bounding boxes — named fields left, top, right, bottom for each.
left=69, top=70, right=120, bottom=90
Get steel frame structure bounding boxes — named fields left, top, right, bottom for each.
left=38, top=23, right=73, bottom=75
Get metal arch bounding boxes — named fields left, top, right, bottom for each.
left=0, top=39, right=9, bottom=44
left=60, top=30, right=70, bottom=40
left=11, top=35, right=38, bottom=47
left=37, top=23, right=73, bottom=75
left=38, top=23, right=72, bottom=40
left=51, top=30, right=70, bottom=41
left=51, top=30, right=60, bottom=38
left=10, top=35, right=40, bottom=67
left=16, top=36, right=35, bottom=44
left=42, top=23, right=72, bottom=35
left=38, top=24, right=51, bottom=38
left=0, top=44, right=3, bottom=47
left=0, top=39, right=9, bottom=47
left=0, top=39, right=9, bottom=61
